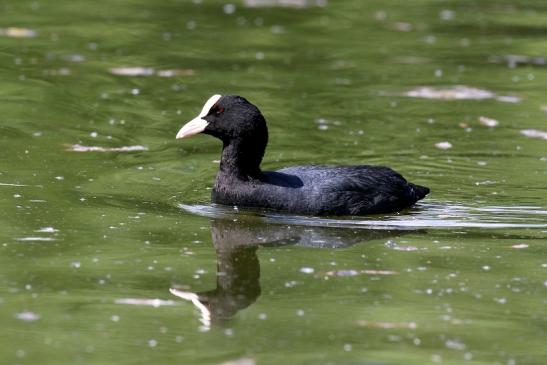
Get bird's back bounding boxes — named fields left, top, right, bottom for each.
left=214, top=165, right=427, bottom=216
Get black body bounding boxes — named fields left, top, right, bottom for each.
left=195, top=95, right=429, bottom=216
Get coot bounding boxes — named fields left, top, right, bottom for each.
left=176, top=95, right=429, bottom=216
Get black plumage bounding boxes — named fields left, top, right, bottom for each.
left=176, top=95, right=429, bottom=216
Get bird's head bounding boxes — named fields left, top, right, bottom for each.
left=176, top=94, right=268, bottom=145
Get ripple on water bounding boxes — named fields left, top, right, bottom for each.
left=109, top=67, right=194, bottom=77
left=243, top=0, right=327, bottom=8
left=179, top=203, right=547, bottom=230
left=385, top=85, right=521, bottom=103
left=65, top=144, right=148, bottom=152
left=0, top=27, right=36, bottom=38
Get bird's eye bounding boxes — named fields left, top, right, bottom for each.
left=209, top=105, right=225, bottom=116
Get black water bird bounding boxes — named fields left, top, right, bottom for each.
left=176, top=95, right=429, bottom=215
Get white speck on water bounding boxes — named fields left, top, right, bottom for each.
left=67, top=144, right=148, bottom=153
left=111, top=315, right=120, bottom=322
left=15, top=311, right=40, bottom=321
left=223, top=328, right=234, bottom=336
left=497, top=95, right=520, bottom=103
left=64, top=54, right=85, bottom=62
left=258, top=313, right=267, bottom=320
left=55, top=176, right=64, bottom=180
left=13, top=194, right=21, bottom=198
left=90, top=131, right=98, bottom=138
left=114, top=298, right=178, bottom=307
left=0, top=27, right=36, bottom=38
left=435, top=141, right=453, bottom=150
left=398, top=85, right=520, bottom=103
left=424, top=35, right=436, bottom=44
left=431, top=354, right=442, bottom=363
left=223, top=3, right=236, bottom=14
left=16, top=349, right=26, bottom=358
left=511, top=244, right=528, bottom=249
left=71, top=261, right=81, bottom=269
left=296, top=309, right=305, bottom=316
left=479, top=116, right=499, bottom=127
left=16, top=237, right=56, bottom=242
left=482, top=265, right=491, bottom=271
left=0, top=182, right=29, bottom=187
left=385, top=240, right=420, bottom=251
left=374, top=11, right=387, bottom=20
left=439, top=9, right=455, bottom=20
left=494, top=297, right=507, bottom=304
left=270, top=25, right=284, bottom=33
left=110, top=67, right=153, bottom=76
left=343, top=344, right=352, bottom=352
left=35, top=227, right=58, bottom=233
left=300, top=267, right=314, bottom=274
left=475, top=180, right=496, bottom=186
left=148, top=339, right=157, bottom=347
left=445, top=339, right=466, bottom=350
left=394, top=22, right=412, bottom=32
left=324, top=269, right=397, bottom=277
left=244, top=0, right=327, bottom=9
left=131, top=88, right=140, bottom=95
left=285, top=280, right=298, bottom=288
left=521, top=129, right=547, bottom=140
left=255, top=52, right=264, bottom=60
left=186, top=20, right=197, bottom=30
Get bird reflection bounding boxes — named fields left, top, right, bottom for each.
left=170, top=217, right=419, bottom=329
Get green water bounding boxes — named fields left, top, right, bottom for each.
left=1, top=0, right=546, bottom=364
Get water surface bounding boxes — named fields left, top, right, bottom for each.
left=1, top=1, right=546, bottom=364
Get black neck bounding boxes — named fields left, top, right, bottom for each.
left=219, top=139, right=265, bottom=179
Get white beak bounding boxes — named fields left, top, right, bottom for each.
left=176, top=94, right=222, bottom=139
left=175, top=117, right=209, bottom=139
